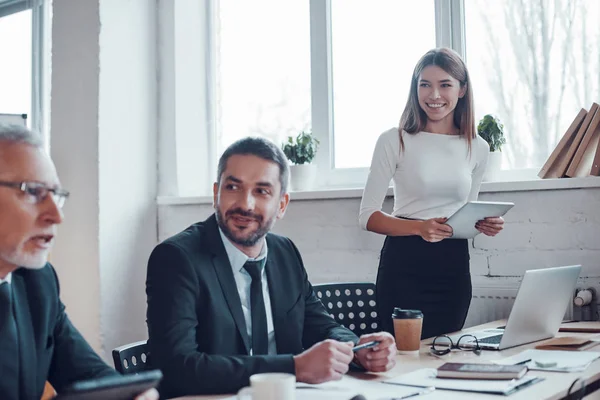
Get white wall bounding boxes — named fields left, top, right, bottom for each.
left=98, top=0, right=158, bottom=358
left=158, top=188, right=600, bottom=318
left=50, top=0, right=158, bottom=360
left=50, top=0, right=102, bottom=352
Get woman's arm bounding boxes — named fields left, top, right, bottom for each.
left=365, top=211, right=421, bottom=236
left=470, top=137, right=504, bottom=236
left=359, top=130, right=452, bottom=241
left=359, top=130, right=403, bottom=231
left=367, top=212, right=452, bottom=242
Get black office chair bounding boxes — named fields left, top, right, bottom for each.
left=112, top=340, right=152, bottom=374
left=313, top=282, right=380, bottom=336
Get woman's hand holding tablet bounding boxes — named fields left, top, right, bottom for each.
left=445, top=201, right=514, bottom=239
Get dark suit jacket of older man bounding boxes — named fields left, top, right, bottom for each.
left=0, top=265, right=116, bottom=400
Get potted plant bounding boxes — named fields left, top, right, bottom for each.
left=282, top=131, right=320, bottom=191
left=477, top=114, right=506, bottom=182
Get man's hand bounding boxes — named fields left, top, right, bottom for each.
left=475, top=216, right=504, bottom=237
left=418, top=218, right=453, bottom=242
left=134, top=388, right=159, bottom=400
left=353, top=332, right=396, bottom=373
left=293, top=339, right=354, bottom=384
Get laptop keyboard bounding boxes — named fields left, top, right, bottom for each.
left=478, top=334, right=503, bottom=345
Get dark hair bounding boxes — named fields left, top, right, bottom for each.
left=217, top=137, right=290, bottom=195
left=399, top=47, right=475, bottom=151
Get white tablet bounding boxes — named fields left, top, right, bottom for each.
left=446, top=201, right=514, bottom=239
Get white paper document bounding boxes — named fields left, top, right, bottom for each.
left=495, top=349, right=600, bottom=372
left=383, top=368, right=542, bottom=395
left=296, top=376, right=422, bottom=399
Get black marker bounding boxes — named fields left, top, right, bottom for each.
left=352, top=340, right=381, bottom=352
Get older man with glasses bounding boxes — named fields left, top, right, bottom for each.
left=0, top=124, right=158, bottom=400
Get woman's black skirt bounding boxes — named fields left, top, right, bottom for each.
left=376, top=235, right=472, bottom=339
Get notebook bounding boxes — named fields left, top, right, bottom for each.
left=535, top=336, right=600, bottom=351
left=384, top=368, right=542, bottom=396
left=437, top=362, right=528, bottom=380
left=559, top=322, right=600, bottom=333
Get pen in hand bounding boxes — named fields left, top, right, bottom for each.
left=352, top=340, right=381, bottom=352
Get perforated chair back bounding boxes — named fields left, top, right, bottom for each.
left=313, top=282, right=380, bottom=336
left=112, top=340, right=151, bottom=374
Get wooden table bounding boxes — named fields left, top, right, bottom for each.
left=175, top=320, right=600, bottom=400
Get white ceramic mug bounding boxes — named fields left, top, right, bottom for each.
left=237, top=373, right=296, bottom=400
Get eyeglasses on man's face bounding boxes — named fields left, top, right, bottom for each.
left=430, top=334, right=482, bottom=356
left=0, top=181, right=70, bottom=209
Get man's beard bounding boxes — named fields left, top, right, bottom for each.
left=1, top=249, right=48, bottom=271
left=216, top=207, right=275, bottom=247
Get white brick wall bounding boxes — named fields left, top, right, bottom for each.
left=158, top=187, right=600, bottom=323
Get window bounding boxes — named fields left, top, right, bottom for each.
left=165, top=0, right=600, bottom=196
left=0, top=0, right=50, bottom=137
left=465, top=0, right=600, bottom=169
left=215, top=0, right=311, bottom=157
left=330, top=1, right=435, bottom=169
left=0, top=8, right=32, bottom=122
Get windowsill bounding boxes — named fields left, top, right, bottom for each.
left=157, top=176, right=600, bottom=205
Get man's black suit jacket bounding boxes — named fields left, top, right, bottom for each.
left=3, top=264, right=116, bottom=400
left=146, top=214, right=359, bottom=397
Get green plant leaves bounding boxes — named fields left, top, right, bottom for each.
left=282, top=131, right=320, bottom=165
left=477, top=114, right=506, bottom=152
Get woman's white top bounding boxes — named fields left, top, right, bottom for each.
left=359, top=128, right=489, bottom=230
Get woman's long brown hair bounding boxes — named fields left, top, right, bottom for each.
left=399, top=48, right=475, bottom=152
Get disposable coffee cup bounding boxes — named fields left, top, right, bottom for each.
left=392, top=308, right=423, bottom=354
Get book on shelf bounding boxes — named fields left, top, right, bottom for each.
left=535, top=336, right=600, bottom=351
left=566, top=103, right=600, bottom=177
left=436, top=362, right=528, bottom=380
left=553, top=103, right=599, bottom=178
left=592, top=129, right=600, bottom=176
left=538, top=108, right=586, bottom=179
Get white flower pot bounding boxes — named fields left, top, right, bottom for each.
left=483, top=151, right=502, bottom=182
left=289, top=164, right=317, bottom=191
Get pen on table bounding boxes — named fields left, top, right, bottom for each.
left=352, top=340, right=381, bottom=352
left=391, top=386, right=436, bottom=399
left=515, top=358, right=532, bottom=365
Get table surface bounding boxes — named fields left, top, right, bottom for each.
left=174, top=320, right=600, bottom=400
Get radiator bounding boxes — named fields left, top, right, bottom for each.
left=463, top=286, right=518, bottom=328
left=464, top=285, right=575, bottom=328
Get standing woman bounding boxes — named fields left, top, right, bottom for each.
left=359, top=48, right=504, bottom=339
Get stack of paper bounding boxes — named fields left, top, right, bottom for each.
left=383, top=368, right=542, bottom=395
left=495, top=349, right=600, bottom=372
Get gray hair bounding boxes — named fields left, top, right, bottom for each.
left=0, top=123, right=43, bottom=148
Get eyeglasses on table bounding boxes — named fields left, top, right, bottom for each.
left=430, top=334, right=482, bottom=356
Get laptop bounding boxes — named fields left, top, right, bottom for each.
left=449, top=265, right=581, bottom=350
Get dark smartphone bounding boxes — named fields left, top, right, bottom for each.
left=55, top=369, right=162, bottom=400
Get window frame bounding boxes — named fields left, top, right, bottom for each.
left=0, top=0, right=49, bottom=141
left=163, top=0, right=564, bottom=197
left=0, top=0, right=28, bottom=18
left=309, top=0, right=463, bottom=189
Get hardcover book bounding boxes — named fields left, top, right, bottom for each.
left=436, top=362, right=528, bottom=380
left=535, top=336, right=600, bottom=351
